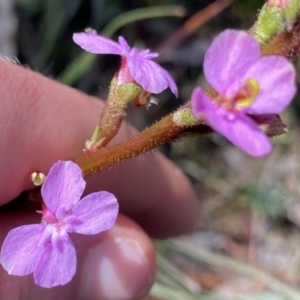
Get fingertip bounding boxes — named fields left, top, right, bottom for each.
left=75, top=215, right=156, bottom=300
left=131, top=156, right=201, bottom=238
left=78, top=238, right=154, bottom=300
left=0, top=59, right=103, bottom=204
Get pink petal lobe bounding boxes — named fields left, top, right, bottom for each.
left=64, top=191, right=119, bottom=235
left=191, top=87, right=272, bottom=157
left=73, top=32, right=123, bottom=55
left=41, top=161, right=85, bottom=217
left=127, top=56, right=178, bottom=96
left=191, top=87, right=208, bottom=118
left=244, top=56, right=296, bottom=114
left=212, top=113, right=272, bottom=157
left=139, top=49, right=159, bottom=59
left=204, top=30, right=261, bottom=96
left=118, top=36, right=131, bottom=54
left=0, top=224, right=44, bottom=276
left=34, top=234, right=76, bottom=288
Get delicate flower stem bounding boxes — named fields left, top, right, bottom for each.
left=75, top=22, right=300, bottom=176
left=75, top=107, right=211, bottom=176
left=93, top=97, right=127, bottom=149
left=262, top=22, right=300, bottom=59
left=75, top=109, right=285, bottom=177
left=85, top=80, right=141, bottom=149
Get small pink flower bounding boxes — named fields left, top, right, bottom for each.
left=191, top=29, right=296, bottom=157
left=73, top=29, right=178, bottom=96
left=0, top=161, right=118, bottom=288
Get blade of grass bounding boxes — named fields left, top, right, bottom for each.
left=163, top=240, right=300, bottom=300
left=240, top=293, right=285, bottom=300
left=155, top=0, right=234, bottom=55
left=149, top=282, right=203, bottom=300
left=156, top=252, right=201, bottom=294
left=151, top=281, right=286, bottom=300
left=34, top=1, right=65, bottom=69
left=35, top=0, right=83, bottom=69
left=58, top=5, right=186, bottom=85
left=101, top=5, right=186, bottom=37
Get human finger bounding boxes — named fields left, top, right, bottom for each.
left=0, top=59, right=200, bottom=238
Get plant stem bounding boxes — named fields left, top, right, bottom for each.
left=75, top=21, right=300, bottom=176
left=262, top=23, right=300, bottom=59
left=75, top=111, right=285, bottom=177
left=75, top=109, right=210, bottom=176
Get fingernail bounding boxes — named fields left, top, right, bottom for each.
left=79, top=237, right=154, bottom=300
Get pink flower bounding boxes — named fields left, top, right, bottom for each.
left=73, top=29, right=178, bottom=96
left=191, top=29, right=296, bottom=157
left=0, top=161, right=118, bottom=288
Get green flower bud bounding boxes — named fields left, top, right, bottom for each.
left=252, top=5, right=283, bottom=45
left=173, top=108, right=198, bottom=126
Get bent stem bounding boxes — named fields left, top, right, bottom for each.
left=75, top=106, right=210, bottom=176
left=75, top=109, right=285, bottom=177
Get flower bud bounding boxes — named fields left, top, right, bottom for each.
left=251, top=0, right=299, bottom=45
left=266, top=0, right=289, bottom=8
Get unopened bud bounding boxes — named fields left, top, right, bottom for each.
left=251, top=5, right=283, bottom=45
left=31, top=172, right=46, bottom=186
left=251, top=0, right=300, bottom=45
left=267, top=0, right=300, bottom=28
left=173, top=108, right=198, bottom=126
left=113, top=82, right=141, bottom=105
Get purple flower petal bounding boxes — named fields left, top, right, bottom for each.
left=73, top=32, right=123, bottom=55
left=191, top=87, right=208, bottom=118
left=127, top=56, right=178, bottom=96
left=192, top=30, right=296, bottom=157
left=0, top=160, right=119, bottom=288
left=41, top=161, right=86, bottom=218
left=0, top=224, right=44, bottom=276
left=65, top=191, right=118, bottom=235
left=34, top=234, right=76, bottom=288
left=73, top=30, right=177, bottom=95
left=138, top=49, right=159, bottom=59
left=192, top=87, right=272, bottom=157
left=244, top=56, right=296, bottom=114
left=204, top=30, right=261, bottom=96
left=118, top=36, right=131, bottom=54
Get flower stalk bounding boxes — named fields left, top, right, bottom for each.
left=85, top=79, right=141, bottom=149
left=76, top=107, right=209, bottom=176
left=75, top=109, right=286, bottom=177
left=74, top=21, right=300, bottom=175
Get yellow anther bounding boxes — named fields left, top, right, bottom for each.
left=236, top=78, right=260, bottom=108
left=248, top=78, right=260, bottom=97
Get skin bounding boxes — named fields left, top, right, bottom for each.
left=0, top=58, right=200, bottom=300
